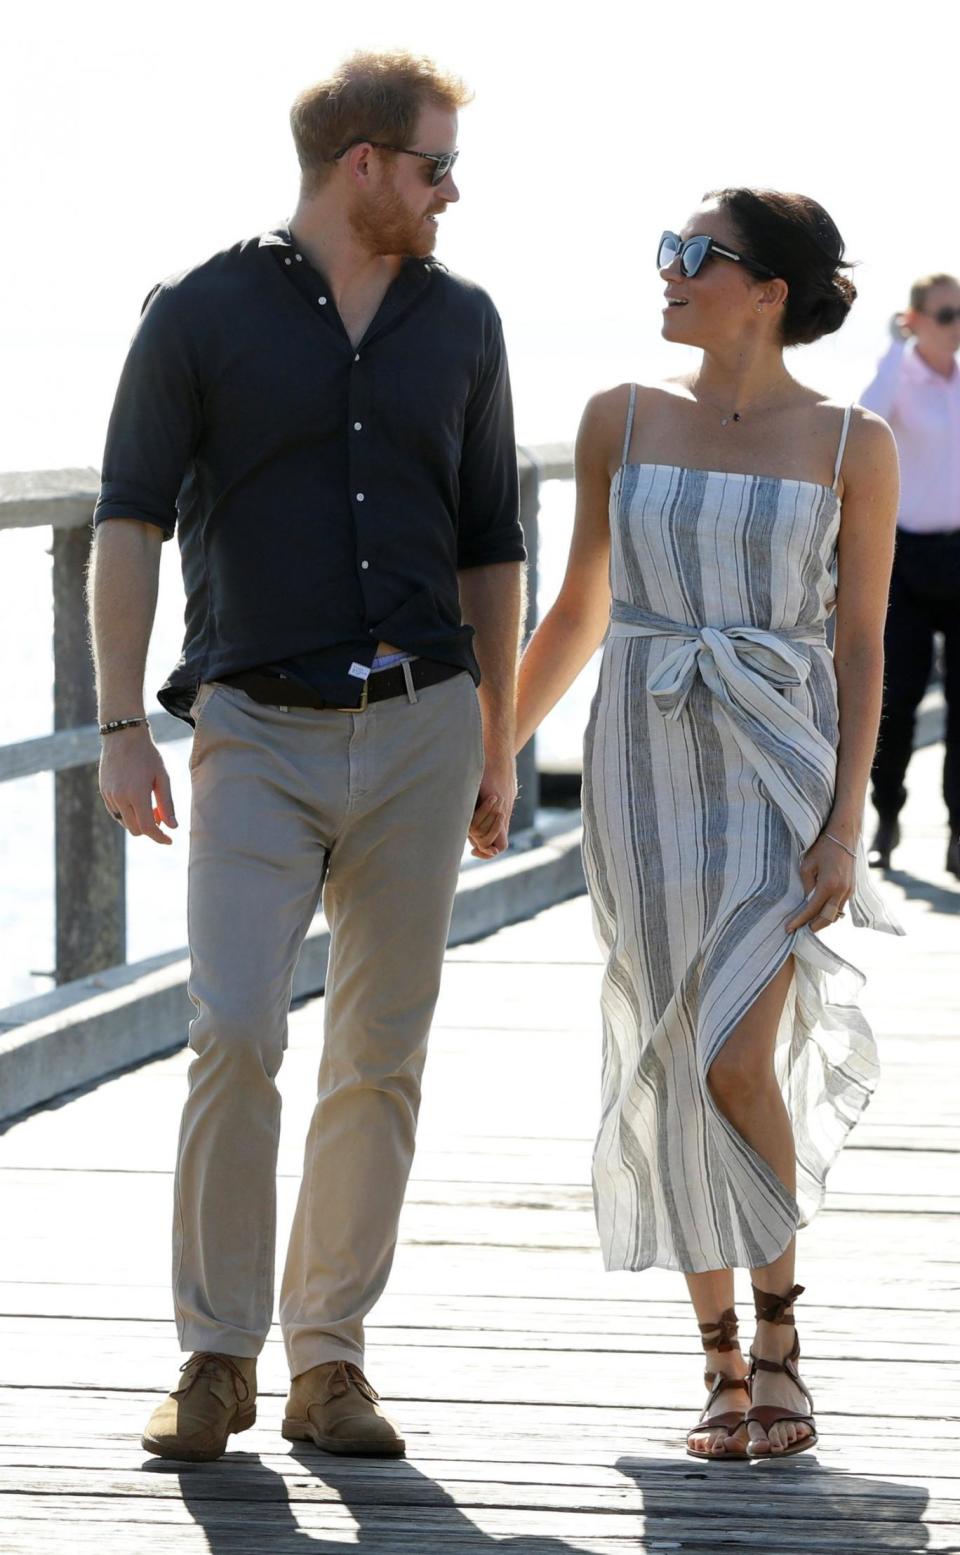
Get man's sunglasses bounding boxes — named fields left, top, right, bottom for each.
left=333, top=140, right=459, bottom=187
left=658, top=230, right=777, bottom=280
left=924, top=305, right=960, bottom=326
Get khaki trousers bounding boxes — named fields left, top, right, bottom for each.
left=172, top=671, right=484, bottom=1375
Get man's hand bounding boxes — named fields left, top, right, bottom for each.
left=99, top=726, right=178, bottom=845
left=468, top=751, right=518, bottom=859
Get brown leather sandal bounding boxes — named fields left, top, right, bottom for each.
left=686, top=1307, right=750, bottom=1462
left=745, top=1283, right=818, bottom=1460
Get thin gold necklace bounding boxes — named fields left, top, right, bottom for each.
left=695, top=382, right=790, bottom=428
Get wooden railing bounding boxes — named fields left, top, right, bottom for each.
left=0, top=449, right=574, bottom=987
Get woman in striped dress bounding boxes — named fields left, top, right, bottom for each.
left=513, top=189, right=901, bottom=1460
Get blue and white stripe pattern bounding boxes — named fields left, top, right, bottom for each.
left=582, top=399, right=902, bottom=1275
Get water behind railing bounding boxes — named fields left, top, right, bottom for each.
left=1, top=478, right=597, bottom=1008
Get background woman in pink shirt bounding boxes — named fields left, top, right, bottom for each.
left=860, top=273, right=960, bottom=879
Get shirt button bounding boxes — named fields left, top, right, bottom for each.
left=295, top=253, right=303, bottom=262
left=356, top=492, right=365, bottom=502
left=354, top=353, right=360, bottom=362
left=284, top=257, right=292, bottom=265
left=318, top=296, right=327, bottom=305
left=354, top=422, right=362, bottom=432
left=361, top=560, right=370, bottom=570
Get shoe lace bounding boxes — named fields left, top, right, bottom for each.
left=177, top=1351, right=251, bottom=1404
left=324, top=1361, right=380, bottom=1405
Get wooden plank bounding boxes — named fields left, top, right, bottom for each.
left=0, top=712, right=188, bottom=785
left=0, top=1312, right=955, bottom=1368
left=3, top=1391, right=958, bottom=1455
left=2, top=1466, right=958, bottom=1525
left=3, top=1448, right=960, bottom=1494
left=52, top=525, right=125, bottom=981
left=1, top=1344, right=957, bottom=1416
left=0, top=1500, right=952, bottom=1553
left=5, top=1165, right=959, bottom=1250
left=4, top=1283, right=958, bottom=1345
left=0, top=469, right=99, bottom=531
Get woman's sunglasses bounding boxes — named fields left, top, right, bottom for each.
left=333, top=140, right=459, bottom=187
left=658, top=230, right=777, bottom=280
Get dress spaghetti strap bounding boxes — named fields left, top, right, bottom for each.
left=832, top=405, right=854, bottom=491
left=621, top=383, right=638, bottom=468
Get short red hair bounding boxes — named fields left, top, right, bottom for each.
left=291, top=50, right=472, bottom=192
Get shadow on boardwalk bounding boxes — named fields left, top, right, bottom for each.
left=168, top=1452, right=599, bottom=1552
left=881, top=864, right=960, bottom=915
left=617, top=1454, right=932, bottom=1553
left=151, top=1447, right=934, bottom=1553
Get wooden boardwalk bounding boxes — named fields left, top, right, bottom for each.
left=1, top=737, right=958, bottom=1553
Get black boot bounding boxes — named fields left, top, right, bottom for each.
left=947, top=831, right=960, bottom=880
left=868, top=817, right=900, bottom=869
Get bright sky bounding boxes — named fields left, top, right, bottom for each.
left=1, top=0, right=958, bottom=469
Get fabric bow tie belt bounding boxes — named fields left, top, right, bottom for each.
left=608, top=601, right=834, bottom=850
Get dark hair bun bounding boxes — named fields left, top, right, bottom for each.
left=794, top=272, right=858, bottom=346
left=705, top=188, right=857, bottom=347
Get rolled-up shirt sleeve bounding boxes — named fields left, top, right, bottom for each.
left=455, top=313, right=526, bottom=569
left=94, top=283, right=203, bottom=537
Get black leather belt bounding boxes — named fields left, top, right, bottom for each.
left=217, top=659, right=463, bottom=711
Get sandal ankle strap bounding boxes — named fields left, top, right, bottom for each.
left=748, top=1329, right=801, bottom=1376
left=703, top=1370, right=748, bottom=1411
left=747, top=1334, right=814, bottom=1414
left=697, top=1306, right=740, bottom=1354
left=751, top=1282, right=804, bottom=1325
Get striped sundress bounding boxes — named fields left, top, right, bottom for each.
left=582, top=387, right=902, bottom=1274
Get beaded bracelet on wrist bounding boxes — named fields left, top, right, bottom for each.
left=99, top=717, right=148, bottom=736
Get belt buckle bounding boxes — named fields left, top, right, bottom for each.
left=331, top=678, right=369, bottom=713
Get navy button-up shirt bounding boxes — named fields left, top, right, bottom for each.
left=94, top=226, right=525, bottom=719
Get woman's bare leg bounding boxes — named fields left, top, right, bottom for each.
left=705, top=955, right=812, bottom=1455
left=684, top=1268, right=750, bottom=1456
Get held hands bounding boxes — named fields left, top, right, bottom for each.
left=99, top=725, right=178, bottom=845
left=784, top=832, right=856, bottom=935
left=468, top=752, right=518, bottom=859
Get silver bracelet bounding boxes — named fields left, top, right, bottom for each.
left=99, top=716, right=148, bottom=736
left=824, top=830, right=857, bottom=859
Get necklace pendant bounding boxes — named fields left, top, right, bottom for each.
left=720, top=416, right=729, bottom=427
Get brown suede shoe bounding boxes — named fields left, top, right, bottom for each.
left=142, top=1352, right=257, bottom=1462
left=282, top=1361, right=405, bottom=1457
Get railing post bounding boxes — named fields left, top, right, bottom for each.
left=52, top=524, right=125, bottom=982
left=513, top=451, right=540, bottom=836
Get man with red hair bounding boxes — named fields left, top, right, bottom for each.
left=90, top=51, right=524, bottom=1462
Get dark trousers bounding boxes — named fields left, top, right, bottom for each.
left=871, top=528, right=960, bottom=829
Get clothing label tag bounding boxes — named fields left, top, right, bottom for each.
left=348, top=662, right=371, bottom=681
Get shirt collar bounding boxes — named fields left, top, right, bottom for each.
left=259, top=224, right=438, bottom=339
left=258, top=224, right=444, bottom=276
left=904, top=337, right=959, bottom=387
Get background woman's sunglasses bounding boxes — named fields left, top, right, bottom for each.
left=658, top=230, right=777, bottom=280
left=926, top=305, right=960, bottom=326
